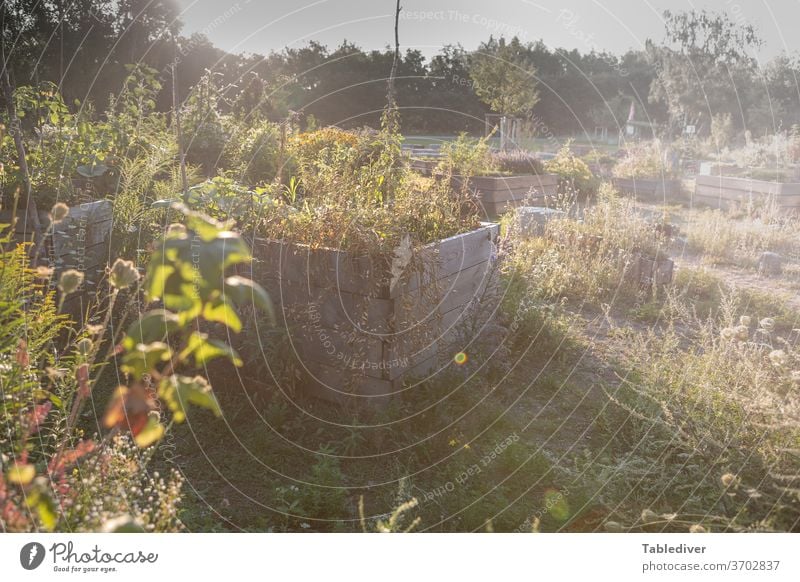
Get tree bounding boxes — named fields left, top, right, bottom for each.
left=468, top=36, right=539, bottom=117
left=647, top=10, right=762, bottom=137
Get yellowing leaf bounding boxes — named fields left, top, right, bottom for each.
left=159, top=375, right=221, bottom=423
left=203, top=299, right=242, bottom=333
left=134, top=416, right=165, bottom=448
left=7, top=463, right=35, bottom=485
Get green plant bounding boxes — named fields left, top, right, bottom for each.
left=612, top=140, right=675, bottom=180
left=436, top=133, right=497, bottom=177
left=225, top=119, right=281, bottom=185
left=274, top=448, right=348, bottom=531
left=545, top=142, right=597, bottom=197
left=171, top=176, right=279, bottom=230
left=251, top=127, right=481, bottom=254
left=0, top=202, right=271, bottom=532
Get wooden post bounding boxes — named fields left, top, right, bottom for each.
left=387, top=0, right=401, bottom=108
left=1, top=10, right=43, bottom=254
left=172, top=38, right=188, bottom=195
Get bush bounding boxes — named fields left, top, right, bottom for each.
left=436, top=133, right=497, bottom=177
left=256, top=126, right=480, bottom=253
left=612, top=140, right=676, bottom=179
left=545, top=142, right=597, bottom=197
left=226, top=120, right=282, bottom=185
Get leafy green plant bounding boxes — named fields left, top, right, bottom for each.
left=544, top=141, right=597, bottom=197
left=164, top=176, right=279, bottom=230
left=436, top=133, right=497, bottom=177
left=612, top=140, right=676, bottom=179
left=225, top=119, right=282, bottom=185
left=0, top=202, right=271, bottom=532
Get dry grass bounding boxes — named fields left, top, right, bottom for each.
left=683, top=205, right=800, bottom=268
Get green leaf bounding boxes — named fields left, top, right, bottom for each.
left=185, top=211, right=234, bottom=242
left=158, top=375, right=221, bottom=423
left=224, top=276, right=274, bottom=322
left=26, top=485, right=58, bottom=531
left=144, top=263, right=175, bottom=303
left=121, top=342, right=172, bottom=379
left=202, top=299, right=242, bottom=333
left=76, top=164, right=109, bottom=178
left=134, top=416, right=165, bottom=448
left=181, top=332, right=242, bottom=367
left=123, top=309, right=179, bottom=351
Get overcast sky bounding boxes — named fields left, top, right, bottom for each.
left=174, top=0, right=800, bottom=61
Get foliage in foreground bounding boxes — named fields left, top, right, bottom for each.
left=0, top=204, right=269, bottom=532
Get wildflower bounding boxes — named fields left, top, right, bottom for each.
left=58, top=269, right=84, bottom=295
left=721, top=473, right=737, bottom=487
left=768, top=350, right=788, bottom=367
left=108, top=258, right=140, bottom=289
left=34, top=266, right=54, bottom=279
left=50, top=202, right=69, bottom=223
left=759, top=318, right=775, bottom=332
left=734, top=325, right=749, bottom=341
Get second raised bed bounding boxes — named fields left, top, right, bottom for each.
left=248, top=224, right=500, bottom=407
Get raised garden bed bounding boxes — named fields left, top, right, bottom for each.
left=612, top=177, right=682, bottom=202
left=452, top=174, right=559, bottom=218
left=248, top=224, right=500, bottom=407
left=694, top=175, right=800, bottom=214
left=0, top=200, right=112, bottom=286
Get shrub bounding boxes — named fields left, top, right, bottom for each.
left=290, top=127, right=360, bottom=163
left=436, top=133, right=497, bottom=177
left=254, top=127, right=480, bottom=253
left=226, top=120, right=282, bottom=185
left=545, top=142, right=597, bottom=196
left=612, top=140, right=675, bottom=179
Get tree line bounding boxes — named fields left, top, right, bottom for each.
left=2, top=1, right=800, bottom=139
